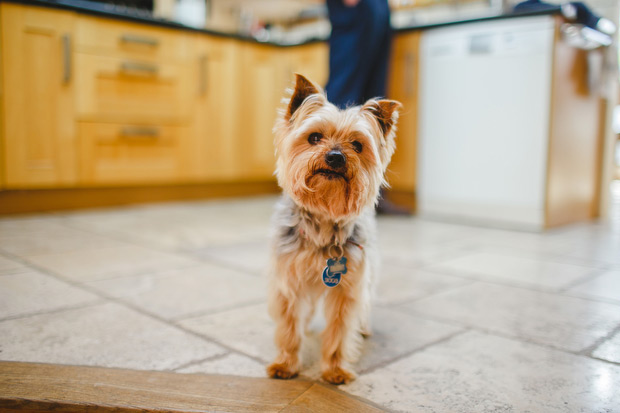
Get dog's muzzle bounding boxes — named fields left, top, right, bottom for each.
left=325, top=150, right=346, bottom=169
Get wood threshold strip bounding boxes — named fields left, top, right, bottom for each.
left=0, top=361, right=386, bottom=412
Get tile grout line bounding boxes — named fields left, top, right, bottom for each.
left=578, top=321, right=620, bottom=358
left=560, top=291, right=620, bottom=307
left=171, top=299, right=267, bottom=323
left=317, top=382, right=398, bottom=413
left=414, top=266, right=620, bottom=307
left=179, top=253, right=266, bottom=278
left=0, top=299, right=106, bottom=323
left=376, top=279, right=477, bottom=309
left=557, top=266, right=613, bottom=292
left=59, top=216, right=268, bottom=254
left=170, top=352, right=232, bottom=373
left=479, top=244, right=611, bottom=269
left=358, top=329, right=469, bottom=376
left=382, top=244, right=477, bottom=272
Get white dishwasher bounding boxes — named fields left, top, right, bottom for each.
left=417, top=15, right=556, bottom=230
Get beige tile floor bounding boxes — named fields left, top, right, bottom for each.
left=1, top=193, right=620, bottom=412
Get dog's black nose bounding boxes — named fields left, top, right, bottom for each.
left=325, top=150, right=346, bottom=169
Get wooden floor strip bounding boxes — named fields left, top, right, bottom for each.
left=0, top=362, right=386, bottom=412
left=282, top=383, right=385, bottom=413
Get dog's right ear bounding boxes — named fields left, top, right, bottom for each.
left=286, top=74, right=320, bottom=121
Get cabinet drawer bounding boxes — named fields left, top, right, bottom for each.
left=78, top=123, right=193, bottom=185
left=75, top=16, right=192, bottom=61
left=75, top=53, right=192, bottom=123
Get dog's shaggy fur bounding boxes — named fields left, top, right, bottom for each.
left=267, top=74, right=401, bottom=384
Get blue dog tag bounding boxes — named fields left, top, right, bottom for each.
left=322, top=256, right=347, bottom=288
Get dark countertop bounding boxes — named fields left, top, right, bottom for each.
left=0, top=0, right=561, bottom=47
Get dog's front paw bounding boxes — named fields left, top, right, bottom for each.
left=267, top=362, right=299, bottom=380
left=322, top=366, right=356, bottom=385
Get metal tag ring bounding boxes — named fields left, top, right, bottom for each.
left=329, top=244, right=344, bottom=260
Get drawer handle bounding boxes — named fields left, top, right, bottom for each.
left=120, top=61, right=159, bottom=75
left=120, top=127, right=160, bottom=138
left=120, top=34, right=159, bottom=47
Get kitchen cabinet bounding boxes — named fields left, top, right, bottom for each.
left=75, top=15, right=195, bottom=185
left=0, top=2, right=329, bottom=193
left=386, top=31, right=419, bottom=204
left=237, top=44, right=290, bottom=180
left=192, top=36, right=243, bottom=181
left=0, top=3, right=77, bottom=188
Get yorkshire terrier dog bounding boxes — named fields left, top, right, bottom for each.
left=267, top=74, right=401, bottom=385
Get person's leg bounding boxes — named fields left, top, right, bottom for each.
left=362, top=0, right=392, bottom=101
left=325, top=0, right=373, bottom=108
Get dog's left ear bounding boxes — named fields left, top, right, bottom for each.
left=363, top=99, right=402, bottom=136
left=286, top=74, right=321, bottom=121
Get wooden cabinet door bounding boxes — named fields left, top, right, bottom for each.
left=386, top=32, right=419, bottom=193
left=192, top=36, right=243, bottom=181
left=287, top=43, right=329, bottom=88
left=1, top=4, right=77, bottom=188
left=236, top=44, right=289, bottom=180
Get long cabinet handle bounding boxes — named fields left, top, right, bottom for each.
left=120, top=34, right=159, bottom=47
left=120, top=61, right=159, bottom=75
left=120, top=126, right=160, bottom=138
left=199, top=54, right=208, bottom=96
left=62, top=34, right=71, bottom=84
left=405, top=52, right=415, bottom=97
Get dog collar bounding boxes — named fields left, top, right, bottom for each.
left=297, top=228, right=364, bottom=251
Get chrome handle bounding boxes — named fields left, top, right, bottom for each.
left=120, top=127, right=160, bottom=138
left=405, top=52, right=415, bottom=97
left=120, top=61, right=158, bottom=75
left=62, top=34, right=71, bottom=84
left=199, top=54, right=208, bottom=96
left=120, top=34, right=159, bottom=47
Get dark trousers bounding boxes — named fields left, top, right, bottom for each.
left=324, top=0, right=392, bottom=108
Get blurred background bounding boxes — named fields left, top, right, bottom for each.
left=0, top=0, right=618, bottom=230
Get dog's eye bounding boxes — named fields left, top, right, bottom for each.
left=308, top=132, right=322, bottom=145
left=352, top=141, right=363, bottom=153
